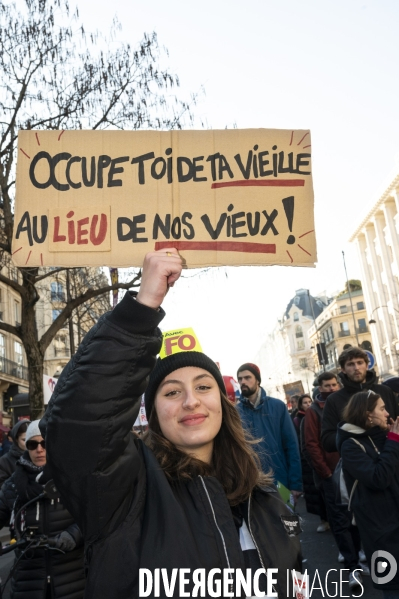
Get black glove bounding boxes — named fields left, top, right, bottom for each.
left=52, top=531, right=76, bottom=552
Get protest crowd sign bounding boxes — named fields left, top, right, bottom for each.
left=12, top=128, right=316, bottom=268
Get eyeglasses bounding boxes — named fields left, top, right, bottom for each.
left=26, top=439, right=46, bottom=451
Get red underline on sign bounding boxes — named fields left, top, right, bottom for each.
left=155, top=241, right=276, bottom=254
left=211, top=179, right=305, bottom=189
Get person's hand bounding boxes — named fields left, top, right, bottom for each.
left=389, top=416, right=399, bottom=435
left=291, top=490, right=302, bottom=505
left=51, top=531, right=76, bottom=552
left=136, top=249, right=183, bottom=310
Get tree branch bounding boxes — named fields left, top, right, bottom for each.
left=34, top=267, right=67, bottom=283
left=0, top=321, right=22, bottom=338
left=39, top=278, right=140, bottom=353
left=0, top=272, right=25, bottom=296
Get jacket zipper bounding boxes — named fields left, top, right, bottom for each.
left=43, top=498, right=52, bottom=588
left=247, top=495, right=277, bottom=596
left=199, top=476, right=231, bottom=568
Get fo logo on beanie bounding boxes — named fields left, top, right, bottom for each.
left=160, top=328, right=202, bottom=358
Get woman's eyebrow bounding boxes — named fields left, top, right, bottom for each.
left=193, top=373, right=213, bottom=382
left=158, top=379, right=182, bottom=390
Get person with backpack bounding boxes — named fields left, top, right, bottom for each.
left=303, top=372, right=367, bottom=589
left=337, top=390, right=399, bottom=598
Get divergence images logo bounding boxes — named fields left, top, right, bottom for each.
left=371, top=551, right=397, bottom=585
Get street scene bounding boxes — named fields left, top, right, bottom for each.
left=0, top=0, right=399, bottom=598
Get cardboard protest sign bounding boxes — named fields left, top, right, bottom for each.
left=12, top=129, right=316, bottom=268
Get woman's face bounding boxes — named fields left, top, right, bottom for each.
left=154, top=366, right=223, bottom=464
left=301, top=397, right=312, bottom=411
left=368, top=397, right=390, bottom=430
left=17, top=432, right=26, bottom=451
left=27, top=435, right=46, bottom=467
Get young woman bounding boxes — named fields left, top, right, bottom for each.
left=41, top=249, right=302, bottom=599
left=0, top=420, right=85, bottom=599
left=337, top=390, right=399, bottom=598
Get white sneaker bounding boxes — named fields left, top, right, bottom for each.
left=317, top=520, right=330, bottom=533
left=348, top=571, right=363, bottom=591
left=338, top=552, right=345, bottom=563
left=358, top=562, right=370, bottom=576
left=358, top=550, right=367, bottom=562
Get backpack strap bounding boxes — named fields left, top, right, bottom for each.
left=347, top=438, right=366, bottom=511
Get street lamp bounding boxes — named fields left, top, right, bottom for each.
left=368, top=305, right=399, bottom=325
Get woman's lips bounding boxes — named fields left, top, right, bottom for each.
left=180, top=414, right=207, bottom=426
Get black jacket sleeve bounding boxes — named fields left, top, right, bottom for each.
left=341, top=437, right=399, bottom=490
left=0, top=477, right=15, bottom=529
left=321, top=393, right=341, bottom=453
left=40, top=292, right=164, bottom=544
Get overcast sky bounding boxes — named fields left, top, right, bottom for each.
left=73, top=0, right=399, bottom=375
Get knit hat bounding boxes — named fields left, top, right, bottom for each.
left=383, top=377, right=399, bottom=393
left=237, top=363, right=261, bottom=384
left=10, top=419, right=30, bottom=442
left=25, top=420, right=42, bottom=444
left=145, top=345, right=226, bottom=420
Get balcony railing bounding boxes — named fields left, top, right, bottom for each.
left=338, top=330, right=351, bottom=337
left=0, top=357, right=28, bottom=381
left=357, top=326, right=369, bottom=334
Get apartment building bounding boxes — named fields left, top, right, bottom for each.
left=350, top=170, right=399, bottom=378
left=308, top=288, right=373, bottom=373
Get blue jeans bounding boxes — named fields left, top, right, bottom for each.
left=383, top=591, right=399, bottom=599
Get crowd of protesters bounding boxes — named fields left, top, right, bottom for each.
left=0, top=252, right=397, bottom=598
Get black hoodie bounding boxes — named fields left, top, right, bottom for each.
left=336, top=423, right=399, bottom=591
left=321, top=369, right=399, bottom=452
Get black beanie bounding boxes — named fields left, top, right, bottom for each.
left=237, top=363, right=261, bottom=384
left=145, top=351, right=226, bottom=420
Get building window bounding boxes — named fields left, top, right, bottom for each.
left=51, top=282, right=65, bottom=302
left=295, top=325, right=303, bottom=338
left=358, top=318, right=367, bottom=333
left=340, top=305, right=348, bottom=314
left=357, top=301, right=364, bottom=310
left=14, top=301, right=20, bottom=326
left=361, top=340, right=373, bottom=352
left=52, top=309, right=62, bottom=322
left=340, top=322, right=350, bottom=337
left=14, top=342, right=23, bottom=365
left=330, top=326, right=334, bottom=339
left=293, top=312, right=299, bottom=321
left=297, top=340, right=305, bottom=350
left=299, top=358, right=308, bottom=368
left=0, top=334, right=5, bottom=369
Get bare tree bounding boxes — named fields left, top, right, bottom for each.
left=0, top=0, right=198, bottom=418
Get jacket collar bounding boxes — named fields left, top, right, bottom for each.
left=338, top=369, right=377, bottom=393
left=239, top=386, right=267, bottom=409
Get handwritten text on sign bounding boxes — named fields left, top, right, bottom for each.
left=12, top=129, right=316, bottom=267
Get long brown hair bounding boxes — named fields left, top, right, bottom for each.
left=342, top=390, right=380, bottom=428
left=143, top=392, right=272, bottom=506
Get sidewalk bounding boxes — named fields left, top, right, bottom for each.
left=297, top=498, right=380, bottom=598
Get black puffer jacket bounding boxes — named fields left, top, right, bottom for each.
left=0, top=454, right=85, bottom=599
left=0, top=443, right=24, bottom=488
left=321, top=370, right=399, bottom=452
left=41, top=292, right=302, bottom=599
left=337, top=424, right=399, bottom=591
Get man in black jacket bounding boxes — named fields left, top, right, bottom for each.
left=321, top=347, right=399, bottom=452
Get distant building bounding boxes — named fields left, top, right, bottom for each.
left=350, top=171, right=399, bottom=377
left=308, top=288, right=373, bottom=374
left=256, top=289, right=327, bottom=400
